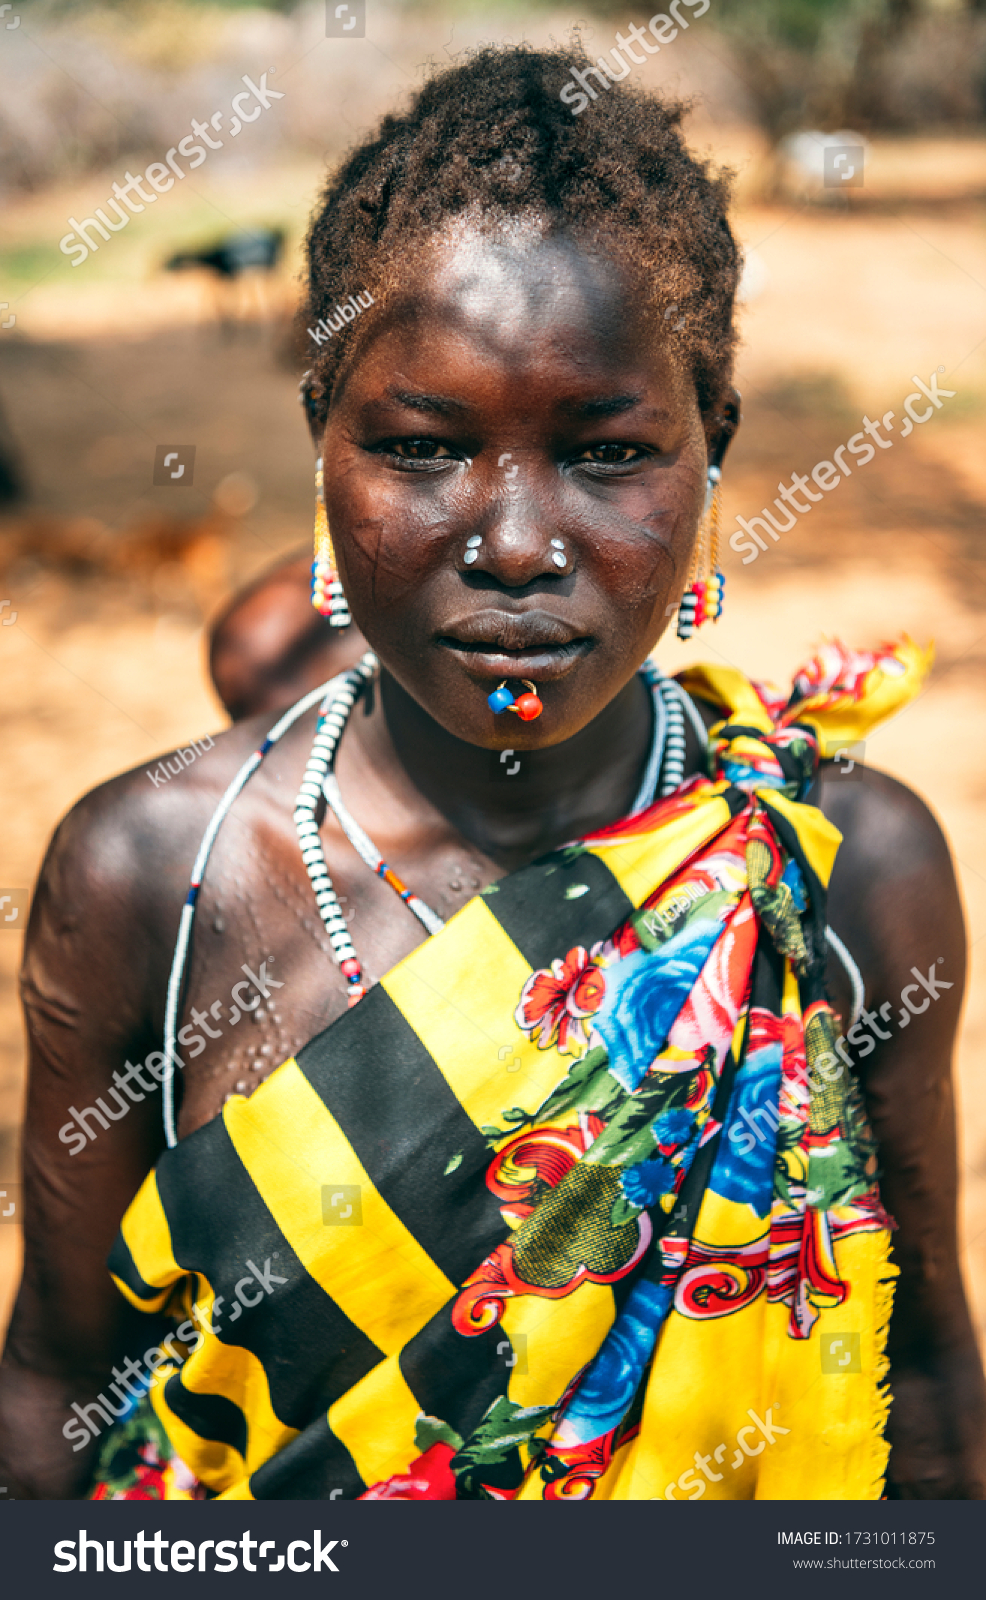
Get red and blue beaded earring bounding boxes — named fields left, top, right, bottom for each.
left=311, top=457, right=351, bottom=628
left=677, top=464, right=724, bottom=640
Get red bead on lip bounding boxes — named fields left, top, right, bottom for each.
left=512, top=691, right=543, bottom=721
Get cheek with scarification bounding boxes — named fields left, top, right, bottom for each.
left=341, top=513, right=453, bottom=614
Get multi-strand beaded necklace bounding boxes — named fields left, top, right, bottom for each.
left=161, top=657, right=706, bottom=1145
left=292, top=654, right=705, bottom=1007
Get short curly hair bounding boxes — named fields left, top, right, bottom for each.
left=301, top=42, right=740, bottom=424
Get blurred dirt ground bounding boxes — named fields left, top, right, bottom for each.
left=1, top=146, right=985, bottom=1363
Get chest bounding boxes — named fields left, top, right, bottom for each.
left=164, top=797, right=498, bottom=1136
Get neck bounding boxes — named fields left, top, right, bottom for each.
left=348, top=667, right=655, bottom=871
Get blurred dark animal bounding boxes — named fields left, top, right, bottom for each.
left=164, top=228, right=287, bottom=334
left=165, top=227, right=285, bottom=280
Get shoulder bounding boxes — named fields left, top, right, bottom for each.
left=813, top=760, right=955, bottom=879
left=811, top=761, right=964, bottom=1010
left=38, top=719, right=263, bottom=887
left=24, top=715, right=284, bottom=977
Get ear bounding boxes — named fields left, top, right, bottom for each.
left=706, top=388, right=741, bottom=470
left=299, top=370, right=324, bottom=449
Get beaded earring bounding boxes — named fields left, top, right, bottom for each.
left=676, top=464, right=725, bottom=640
left=311, top=457, right=351, bottom=627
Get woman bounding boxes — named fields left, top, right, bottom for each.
left=0, top=46, right=982, bottom=1501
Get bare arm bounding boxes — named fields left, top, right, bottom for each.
left=817, top=762, right=986, bottom=1499
left=0, top=780, right=188, bottom=1497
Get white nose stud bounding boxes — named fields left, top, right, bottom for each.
left=464, top=535, right=482, bottom=566
left=551, top=539, right=567, bottom=569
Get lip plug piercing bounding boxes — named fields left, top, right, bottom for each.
left=550, top=539, right=567, bottom=569
left=464, top=536, right=482, bottom=566
left=488, top=680, right=543, bottom=720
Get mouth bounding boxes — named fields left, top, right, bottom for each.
left=437, top=611, right=592, bottom=680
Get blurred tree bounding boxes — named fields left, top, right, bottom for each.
left=712, top=0, right=926, bottom=144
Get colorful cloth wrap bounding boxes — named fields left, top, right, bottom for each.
left=106, top=638, right=931, bottom=1501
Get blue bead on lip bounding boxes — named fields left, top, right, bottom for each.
left=488, top=685, right=515, bottom=713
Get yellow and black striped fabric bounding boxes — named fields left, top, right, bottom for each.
left=110, top=645, right=930, bottom=1501
left=111, top=806, right=733, bottom=1499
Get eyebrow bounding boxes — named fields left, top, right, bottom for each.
left=384, top=389, right=649, bottom=420
left=386, top=389, right=470, bottom=417
left=565, top=393, right=646, bottom=420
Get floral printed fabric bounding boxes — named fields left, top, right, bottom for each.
left=108, top=638, right=930, bottom=1502
left=363, top=637, right=928, bottom=1500
left=90, top=1395, right=207, bottom=1500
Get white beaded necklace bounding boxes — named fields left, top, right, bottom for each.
left=293, top=654, right=703, bottom=1009
left=160, top=656, right=705, bottom=1146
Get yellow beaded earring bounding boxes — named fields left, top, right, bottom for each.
left=677, top=465, right=724, bottom=640
left=311, top=457, right=351, bottom=627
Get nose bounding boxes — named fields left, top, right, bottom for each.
left=462, top=468, right=568, bottom=586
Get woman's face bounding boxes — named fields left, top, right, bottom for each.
left=322, top=223, right=730, bottom=749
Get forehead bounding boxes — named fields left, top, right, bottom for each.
left=335, top=219, right=695, bottom=416
left=422, top=219, right=627, bottom=340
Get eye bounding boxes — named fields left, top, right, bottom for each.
left=386, top=439, right=457, bottom=461
left=575, top=443, right=646, bottom=466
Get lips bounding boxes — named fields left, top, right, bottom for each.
left=437, top=610, right=592, bottom=679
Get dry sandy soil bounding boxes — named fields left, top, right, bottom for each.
left=1, top=148, right=985, bottom=1377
